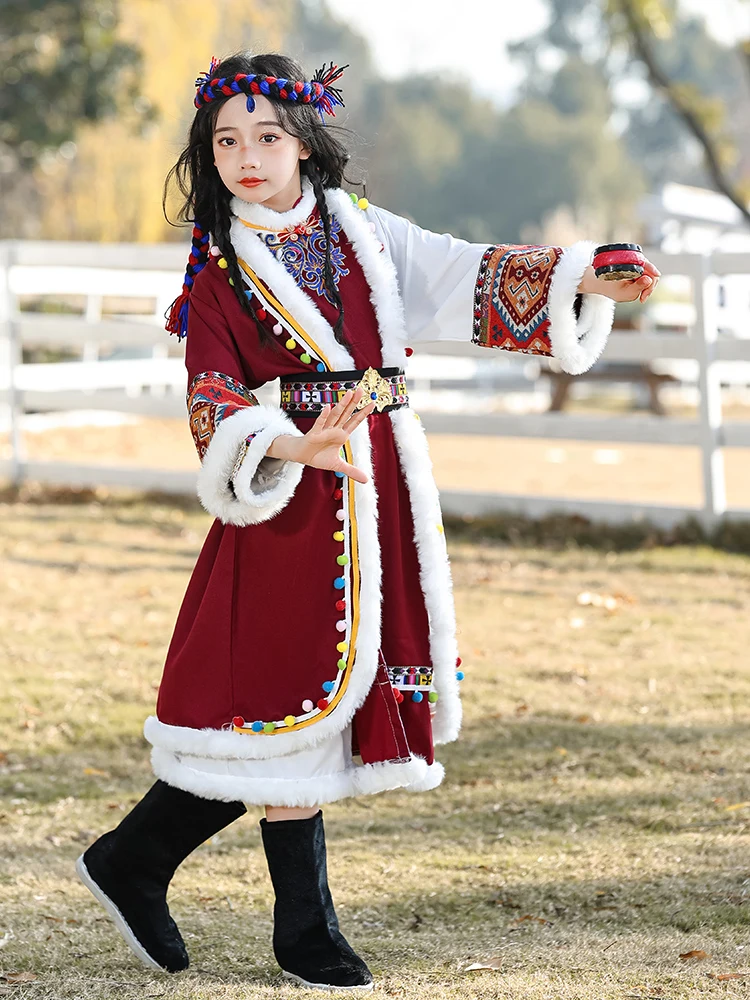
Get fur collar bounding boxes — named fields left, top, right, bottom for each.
left=230, top=175, right=317, bottom=231
left=228, top=186, right=408, bottom=369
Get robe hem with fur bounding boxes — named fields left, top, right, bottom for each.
left=145, top=178, right=615, bottom=804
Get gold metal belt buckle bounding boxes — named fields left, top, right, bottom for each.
left=355, top=367, right=394, bottom=413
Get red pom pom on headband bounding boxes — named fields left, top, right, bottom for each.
left=193, top=56, right=348, bottom=122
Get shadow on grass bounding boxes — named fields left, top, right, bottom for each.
left=4, top=717, right=748, bottom=833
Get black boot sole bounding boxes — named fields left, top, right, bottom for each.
left=281, top=970, right=375, bottom=992
left=76, top=854, right=179, bottom=973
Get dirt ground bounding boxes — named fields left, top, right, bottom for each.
left=3, top=415, right=750, bottom=509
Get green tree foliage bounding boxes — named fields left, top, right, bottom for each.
left=0, top=0, right=149, bottom=169
left=511, top=0, right=750, bottom=219
left=1, top=0, right=645, bottom=243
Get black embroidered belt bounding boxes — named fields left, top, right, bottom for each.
left=279, top=366, right=409, bottom=415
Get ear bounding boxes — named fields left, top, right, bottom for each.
left=299, top=145, right=312, bottom=161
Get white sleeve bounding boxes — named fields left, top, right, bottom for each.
left=370, top=206, right=615, bottom=375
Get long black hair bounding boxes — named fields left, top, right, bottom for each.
left=164, top=52, right=354, bottom=343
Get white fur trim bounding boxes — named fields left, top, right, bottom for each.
left=389, top=410, right=462, bottom=745
left=145, top=421, right=382, bottom=762
left=329, top=190, right=462, bottom=743
left=229, top=217, right=354, bottom=371
left=324, top=190, right=409, bottom=366
left=405, top=760, right=445, bottom=792
left=230, top=175, right=317, bottom=231
left=547, top=240, right=616, bottom=375
left=147, top=190, right=461, bottom=763
left=150, top=746, right=439, bottom=806
left=196, top=404, right=304, bottom=526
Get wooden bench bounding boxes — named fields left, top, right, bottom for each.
left=547, top=363, right=678, bottom=416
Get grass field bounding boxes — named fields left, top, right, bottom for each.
left=2, top=494, right=750, bottom=999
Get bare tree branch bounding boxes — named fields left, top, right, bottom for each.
left=617, top=0, right=750, bottom=225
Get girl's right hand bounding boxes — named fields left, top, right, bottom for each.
left=267, top=387, right=376, bottom=483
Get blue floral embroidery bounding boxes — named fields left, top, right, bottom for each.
left=258, top=212, right=349, bottom=305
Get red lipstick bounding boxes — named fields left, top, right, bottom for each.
left=239, top=177, right=265, bottom=188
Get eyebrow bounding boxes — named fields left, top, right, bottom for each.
left=214, top=121, right=282, bottom=134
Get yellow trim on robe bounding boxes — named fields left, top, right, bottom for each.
left=230, top=260, right=362, bottom=736
left=236, top=258, right=331, bottom=366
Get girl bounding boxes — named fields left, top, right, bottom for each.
left=76, top=52, right=659, bottom=992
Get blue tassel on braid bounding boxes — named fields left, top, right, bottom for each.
left=165, top=223, right=210, bottom=340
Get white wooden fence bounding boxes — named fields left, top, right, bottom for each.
left=1, top=239, right=749, bottom=529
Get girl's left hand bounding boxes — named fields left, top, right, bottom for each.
left=578, top=258, right=661, bottom=303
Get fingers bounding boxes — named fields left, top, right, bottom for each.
left=312, top=403, right=332, bottom=432
left=323, top=387, right=365, bottom=430
left=343, top=399, right=376, bottom=432
left=337, top=459, right=369, bottom=484
left=615, top=274, right=653, bottom=303
left=637, top=259, right=660, bottom=302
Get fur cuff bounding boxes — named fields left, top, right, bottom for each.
left=196, top=405, right=304, bottom=526
left=547, top=240, right=616, bottom=375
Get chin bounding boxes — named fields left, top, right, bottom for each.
left=234, top=186, right=272, bottom=203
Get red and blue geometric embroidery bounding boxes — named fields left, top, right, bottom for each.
left=187, top=371, right=259, bottom=460
left=256, top=207, right=349, bottom=305
left=472, top=244, right=562, bottom=357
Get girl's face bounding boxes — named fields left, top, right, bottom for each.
left=212, top=93, right=311, bottom=212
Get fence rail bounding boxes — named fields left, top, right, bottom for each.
left=2, top=240, right=750, bottom=528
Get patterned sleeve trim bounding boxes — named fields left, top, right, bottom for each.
left=472, top=244, right=561, bottom=357
left=471, top=241, right=616, bottom=375
left=187, top=371, right=260, bottom=461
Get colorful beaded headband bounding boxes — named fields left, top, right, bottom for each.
left=194, top=56, right=348, bottom=123
left=165, top=58, right=347, bottom=339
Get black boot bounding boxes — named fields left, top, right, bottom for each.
left=260, top=810, right=374, bottom=991
left=76, top=780, right=246, bottom=973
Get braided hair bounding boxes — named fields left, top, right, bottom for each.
left=164, top=52, right=354, bottom=344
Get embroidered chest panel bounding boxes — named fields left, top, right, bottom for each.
left=256, top=208, right=350, bottom=305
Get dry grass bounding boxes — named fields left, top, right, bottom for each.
left=2, top=495, right=750, bottom=999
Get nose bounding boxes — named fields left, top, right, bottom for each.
left=239, top=144, right=261, bottom=170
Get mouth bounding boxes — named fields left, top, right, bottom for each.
left=239, top=178, right=265, bottom=188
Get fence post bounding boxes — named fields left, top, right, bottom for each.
left=693, top=252, right=726, bottom=530
left=0, top=241, right=23, bottom=486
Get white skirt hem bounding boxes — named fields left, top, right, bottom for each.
left=150, top=746, right=445, bottom=807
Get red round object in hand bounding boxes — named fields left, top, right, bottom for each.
left=593, top=242, right=645, bottom=281
left=592, top=249, right=645, bottom=269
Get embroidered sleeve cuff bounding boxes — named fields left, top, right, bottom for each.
left=472, top=241, right=615, bottom=375
left=197, top=405, right=304, bottom=526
